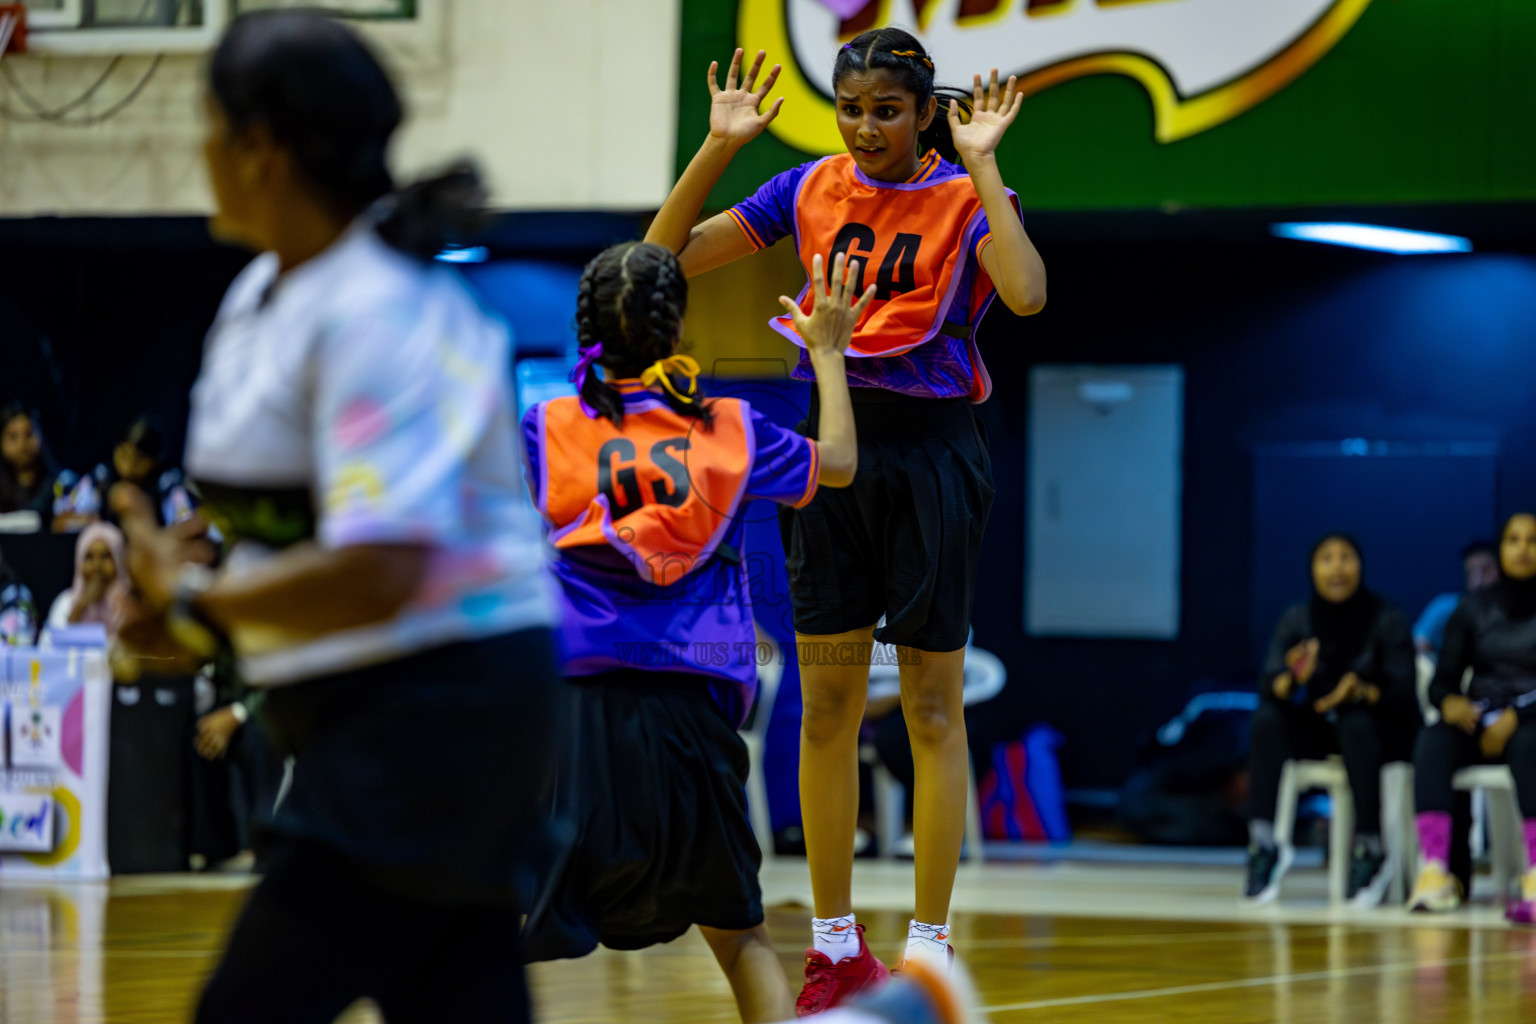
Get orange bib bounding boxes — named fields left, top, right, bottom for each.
left=771, top=152, right=995, bottom=358
left=535, top=394, right=752, bottom=587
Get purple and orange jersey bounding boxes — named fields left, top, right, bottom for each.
left=730, top=150, right=1022, bottom=403
left=523, top=380, right=818, bottom=724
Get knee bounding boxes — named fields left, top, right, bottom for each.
left=799, top=680, right=863, bottom=747
left=1505, top=718, right=1536, bottom=765
left=1414, top=722, right=1459, bottom=766
left=902, top=689, right=962, bottom=749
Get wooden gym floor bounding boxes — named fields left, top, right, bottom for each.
left=1, top=858, right=1531, bottom=1023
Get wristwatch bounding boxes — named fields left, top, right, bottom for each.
left=164, top=563, right=226, bottom=661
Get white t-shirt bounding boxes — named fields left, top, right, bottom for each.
left=185, top=224, right=557, bottom=686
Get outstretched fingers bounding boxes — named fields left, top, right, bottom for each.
left=1003, top=75, right=1023, bottom=123
left=851, top=283, right=877, bottom=317
left=725, top=48, right=743, bottom=91
left=707, top=60, right=720, bottom=97
left=828, top=252, right=849, bottom=306
left=753, top=62, right=782, bottom=101
left=810, top=252, right=826, bottom=302
left=741, top=49, right=766, bottom=93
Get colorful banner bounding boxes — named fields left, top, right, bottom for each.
left=679, top=1, right=1536, bottom=210
left=0, top=648, right=111, bottom=881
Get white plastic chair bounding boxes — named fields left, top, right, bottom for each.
left=741, top=631, right=782, bottom=864
left=862, top=640, right=1005, bottom=864
left=1452, top=765, right=1527, bottom=899
left=1272, top=757, right=1416, bottom=904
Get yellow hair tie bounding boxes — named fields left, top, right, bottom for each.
left=641, top=355, right=702, bottom=405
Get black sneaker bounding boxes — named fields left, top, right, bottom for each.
left=1243, top=843, right=1292, bottom=904
left=1347, top=843, right=1391, bottom=907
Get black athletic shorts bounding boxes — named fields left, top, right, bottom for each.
left=257, top=628, right=567, bottom=907
left=779, top=389, right=995, bottom=652
left=521, top=670, right=764, bottom=961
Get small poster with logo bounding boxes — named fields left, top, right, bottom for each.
left=0, top=792, right=54, bottom=853
left=9, top=704, right=62, bottom=769
left=0, top=649, right=111, bottom=880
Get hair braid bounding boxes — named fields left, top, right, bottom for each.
left=571, top=242, right=710, bottom=427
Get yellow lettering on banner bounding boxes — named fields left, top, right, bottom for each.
left=742, top=0, right=1375, bottom=149
left=1026, top=0, right=1077, bottom=17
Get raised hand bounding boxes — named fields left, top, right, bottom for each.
left=949, top=68, right=1023, bottom=165
left=708, top=48, right=783, bottom=148
left=779, top=252, right=877, bottom=356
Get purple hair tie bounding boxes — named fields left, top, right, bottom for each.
left=570, top=342, right=605, bottom=417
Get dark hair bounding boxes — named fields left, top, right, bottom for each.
left=832, top=27, right=972, bottom=164
left=575, top=242, right=709, bottom=428
left=0, top=401, right=31, bottom=435
left=208, top=11, right=485, bottom=259
left=1310, top=532, right=1362, bottom=568
left=122, top=415, right=165, bottom=463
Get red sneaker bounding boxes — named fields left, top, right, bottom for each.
left=796, top=924, right=891, bottom=1016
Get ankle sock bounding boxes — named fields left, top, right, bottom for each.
left=1249, top=819, right=1276, bottom=850
left=812, top=914, right=861, bottom=963
left=904, top=920, right=951, bottom=966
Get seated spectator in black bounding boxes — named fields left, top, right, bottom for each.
left=0, top=403, right=60, bottom=526
left=1243, top=534, right=1418, bottom=908
left=0, top=548, right=38, bottom=645
left=1414, top=540, right=1500, bottom=658
left=1409, top=512, right=1536, bottom=924
left=55, top=416, right=196, bottom=532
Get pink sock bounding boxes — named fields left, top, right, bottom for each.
left=1525, top=819, right=1536, bottom=871
left=1417, top=811, right=1452, bottom=868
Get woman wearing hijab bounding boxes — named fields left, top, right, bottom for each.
left=1409, top=512, right=1536, bottom=923
left=1243, top=534, right=1418, bottom=906
left=42, top=521, right=129, bottom=640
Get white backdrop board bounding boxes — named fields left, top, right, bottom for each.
left=0, top=647, right=111, bottom=880
left=1026, top=365, right=1184, bottom=639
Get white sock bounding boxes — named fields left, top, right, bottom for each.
left=812, top=914, right=861, bottom=963
left=904, top=919, right=950, bottom=966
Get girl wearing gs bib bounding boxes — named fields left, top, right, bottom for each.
left=647, top=28, right=1046, bottom=1013
left=520, top=241, right=873, bottom=1024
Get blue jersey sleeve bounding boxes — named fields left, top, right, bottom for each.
left=744, top=407, right=818, bottom=508
left=728, top=162, right=813, bottom=252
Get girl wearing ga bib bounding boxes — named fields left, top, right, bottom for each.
left=647, top=28, right=1046, bottom=1012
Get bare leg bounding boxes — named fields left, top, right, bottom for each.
left=699, top=924, right=795, bottom=1024
left=898, top=647, right=967, bottom=927
left=797, top=626, right=877, bottom=919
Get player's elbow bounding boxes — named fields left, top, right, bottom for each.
left=1003, top=283, right=1046, bottom=317
left=818, top=451, right=858, bottom=489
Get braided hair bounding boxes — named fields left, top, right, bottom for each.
left=832, top=28, right=972, bottom=164
left=575, top=242, right=712, bottom=428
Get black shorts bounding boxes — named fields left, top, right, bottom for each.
left=258, top=628, right=567, bottom=907
left=780, top=390, right=995, bottom=652
left=521, top=670, right=764, bottom=961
